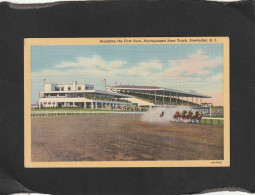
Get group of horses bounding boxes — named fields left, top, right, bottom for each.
left=159, top=110, right=203, bottom=123
left=173, top=110, right=203, bottom=123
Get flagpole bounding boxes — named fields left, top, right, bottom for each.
left=41, top=78, right=46, bottom=107
left=104, top=78, right=106, bottom=90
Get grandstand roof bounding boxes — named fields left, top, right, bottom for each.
left=93, top=90, right=134, bottom=98
left=110, top=85, right=211, bottom=98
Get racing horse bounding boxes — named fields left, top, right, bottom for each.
left=173, top=111, right=180, bottom=120
left=191, top=111, right=203, bottom=123
left=160, top=111, right=165, bottom=118
left=186, top=110, right=193, bottom=122
left=191, top=111, right=199, bottom=123
left=197, top=112, right=203, bottom=123
left=180, top=110, right=187, bottom=121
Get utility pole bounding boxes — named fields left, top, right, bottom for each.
left=210, top=104, right=212, bottom=117
left=155, top=90, right=157, bottom=104
left=170, top=92, right=171, bottom=104
left=162, top=90, right=164, bottom=105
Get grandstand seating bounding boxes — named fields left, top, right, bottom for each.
left=119, top=91, right=199, bottom=106
left=85, top=96, right=131, bottom=103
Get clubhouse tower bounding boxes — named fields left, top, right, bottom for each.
left=38, top=81, right=133, bottom=109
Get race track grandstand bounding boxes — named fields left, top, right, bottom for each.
left=108, top=85, right=211, bottom=108
left=37, top=81, right=211, bottom=110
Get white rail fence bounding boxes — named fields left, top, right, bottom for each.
left=203, top=113, right=224, bottom=118
left=31, top=111, right=144, bottom=118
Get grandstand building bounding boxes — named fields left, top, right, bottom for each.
left=38, top=81, right=212, bottom=110
left=108, top=85, right=211, bottom=107
left=38, top=81, right=134, bottom=109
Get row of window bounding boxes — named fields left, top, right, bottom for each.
left=43, top=102, right=55, bottom=105
left=42, top=93, right=86, bottom=98
left=55, top=86, right=82, bottom=91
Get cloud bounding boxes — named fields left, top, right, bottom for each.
left=124, top=60, right=162, bottom=76
left=174, top=77, right=202, bottom=82
left=32, top=52, right=222, bottom=85
left=137, top=60, right=162, bottom=70
left=163, top=50, right=222, bottom=80
left=48, top=53, right=163, bottom=78
left=55, top=55, right=127, bottom=69
left=31, top=57, right=164, bottom=92
left=31, top=53, right=223, bottom=105
left=109, top=60, right=127, bottom=68
left=206, top=72, right=223, bottom=82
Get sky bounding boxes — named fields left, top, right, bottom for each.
left=31, top=43, right=223, bottom=105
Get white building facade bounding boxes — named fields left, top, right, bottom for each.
left=38, top=81, right=134, bottom=109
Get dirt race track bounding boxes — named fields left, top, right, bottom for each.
left=31, top=114, right=224, bottom=161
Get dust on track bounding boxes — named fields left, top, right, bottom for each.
left=31, top=114, right=223, bottom=161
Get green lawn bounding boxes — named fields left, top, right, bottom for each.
left=204, top=115, right=223, bottom=118
left=201, top=119, right=224, bottom=125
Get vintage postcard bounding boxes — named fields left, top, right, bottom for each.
left=24, top=37, right=230, bottom=167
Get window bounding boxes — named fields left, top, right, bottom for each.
left=44, top=102, right=47, bottom=105
left=61, top=87, right=64, bottom=91
left=68, top=86, right=71, bottom=91
left=55, top=86, right=60, bottom=91
left=78, top=86, right=81, bottom=90
left=52, top=102, right=55, bottom=105
left=48, top=102, right=51, bottom=105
